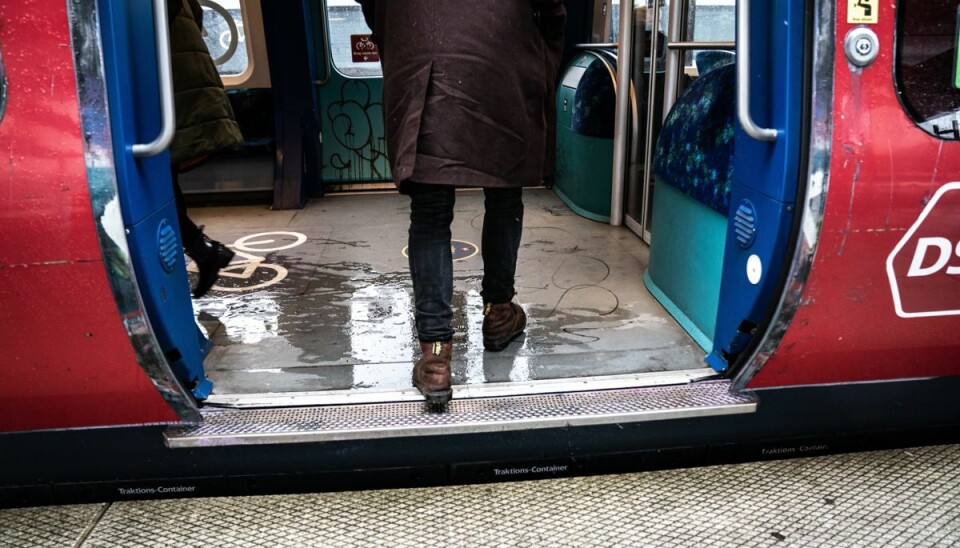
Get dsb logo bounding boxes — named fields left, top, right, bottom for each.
left=886, top=183, right=960, bottom=318
left=906, top=238, right=960, bottom=278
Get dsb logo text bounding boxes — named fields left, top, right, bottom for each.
left=887, top=183, right=960, bottom=318
left=906, top=237, right=960, bottom=278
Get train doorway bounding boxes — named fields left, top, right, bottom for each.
left=95, top=0, right=806, bottom=414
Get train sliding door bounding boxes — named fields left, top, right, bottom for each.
left=735, top=0, right=960, bottom=388
left=316, top=0, right=391, bottom=190
left=97, top=0, right=213, bottom=398
left=707, top=0, right=807, bottom=369
left=0, top=0, right=196, bottom=432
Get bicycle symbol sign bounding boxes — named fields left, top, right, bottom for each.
left=351, top=34, right=380, bottom=63
left=187, top=231, right=308, bottom=293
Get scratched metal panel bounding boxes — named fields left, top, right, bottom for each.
left=0, top=0, right=180, bottom=432
left=745, top=0, right=960, bottom=388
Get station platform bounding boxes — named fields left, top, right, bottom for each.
left=3, top=444, right=957, bottom=547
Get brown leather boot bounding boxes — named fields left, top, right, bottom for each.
left=482, top=302, right=527, bottom=351
left=412, top=341, right=452, bottom=406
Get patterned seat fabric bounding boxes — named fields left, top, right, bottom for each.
left=694, top=50, right=735, bottom=77
left=653, top=63, right=735, bottom=215
left=571, top=58, right=617, bottom=138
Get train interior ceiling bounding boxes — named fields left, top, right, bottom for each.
left=126, top=0, right=793, bottom=406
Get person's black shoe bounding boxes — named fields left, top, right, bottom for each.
left=185, top=231, right=235, bottom=298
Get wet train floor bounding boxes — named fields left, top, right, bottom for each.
left=187, top=188, right=704, bottom=397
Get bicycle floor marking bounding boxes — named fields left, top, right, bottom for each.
left=187, top=231, right=308, bottom=293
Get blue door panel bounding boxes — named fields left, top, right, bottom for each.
left=709, top=0, right=806, bottom=369
left=98, top=0, right=212, bottom=398
left=732, top=0, right=806, bottom=205
left=98, top=0, right=174, bottom=225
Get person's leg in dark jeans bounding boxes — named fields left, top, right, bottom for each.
left=481, top=187, right=527, bottom=351
left=172, top=166, right=234, bottom=298
left=406, top=182, right=456, bottom=405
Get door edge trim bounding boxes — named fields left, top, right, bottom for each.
left=732, top=0, right=836, bottom=391
left=68, top=0, right=200, bottom=422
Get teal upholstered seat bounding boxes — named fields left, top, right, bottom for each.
left=644, top=63, right=735, bottom=352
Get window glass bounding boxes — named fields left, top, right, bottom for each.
left=689, top=0, right=736, bottom=42
left=895, top=1, right=960, bottom=141
left=200, top=0, right=249, bottom=77
left=611, top=0, right=669, bottom=44
left=685, top=0, right=735, bottom=70
left=609, top=2, right=736, bottom=42
left=611, top=1, right=734, bottom=68
left=326, top=0, right=383, bottom=78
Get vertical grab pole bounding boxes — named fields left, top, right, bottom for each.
left=626, top=4, right=647, bottom=232
left=640, top=0, right=662, bottom=242
left=660, top=0, right=685, bottom=120
left=611, top=0, right=635, bottom=226
left=132, top=0, right=176, bottom=158
left=737, top=0, right=779, bottom=141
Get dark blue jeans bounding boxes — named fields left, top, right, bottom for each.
left=406, top=183, right=524, bottom=342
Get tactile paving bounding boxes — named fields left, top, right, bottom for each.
left=66, top=444, right=960, bottom=547
left=0, top=504, right=105, bottom=548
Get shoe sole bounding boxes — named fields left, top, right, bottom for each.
left=483, top=329, right=525, bottom=352
left=414, top=385, right=452, bottom=408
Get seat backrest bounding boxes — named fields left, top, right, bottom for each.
left=653, top=63, right=735, bottom=216
left=694, top=51, right=735, bottom=77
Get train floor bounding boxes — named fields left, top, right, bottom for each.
left=186, top=187, right=704, bottom=399
left=4, top=444, right=958, bottom=547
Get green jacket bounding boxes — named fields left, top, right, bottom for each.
left=168, top=0, right=243, bottom=166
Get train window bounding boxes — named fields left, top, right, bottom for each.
left=610, top=1, right=734, bottom=71
left=684, top=0, right=735, bottom=72
left=326, top=0, right=383, bottom=78
left=608, top=2, right=735, bottom=43
left=688, top=0, right=735, bottom=43
left=610, top=0, right=669, bottom=44
left=895, top=1, right=960, bottom=141
left=200, top=0, right=250, bottom=78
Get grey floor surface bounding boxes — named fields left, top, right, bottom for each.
left=186, top=188, right=704, bottom=396
left=2, top=444, right=957, bottom=547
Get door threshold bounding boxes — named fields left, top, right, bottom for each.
left=165, top=378, right=754, bottom=448
left=203, top=368, right=720, bottom=409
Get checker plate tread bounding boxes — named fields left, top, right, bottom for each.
left=167, top=381, right=755, bottom=446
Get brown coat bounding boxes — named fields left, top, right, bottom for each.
left=358, top=0, right=566, bottom=191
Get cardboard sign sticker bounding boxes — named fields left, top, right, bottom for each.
left=351, top=34, right=380, bottom=63
left=848, top=0, right=878, bottom=24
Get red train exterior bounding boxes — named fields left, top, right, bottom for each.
left=0, top=1, right=177, bottom=431
left=0, top=0, right=958, bottom=508
left=750, top=0, right=960, bottom=388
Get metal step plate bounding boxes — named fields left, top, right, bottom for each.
left=165, top=381, right=756, bottom=448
